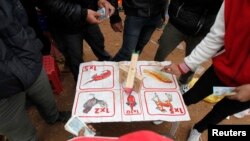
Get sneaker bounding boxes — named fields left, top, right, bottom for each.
left=180, top=83, right=190, bottom=94
left=152, top=120, right=164, bottom=125
left=187, top=128, right=201, bottom=141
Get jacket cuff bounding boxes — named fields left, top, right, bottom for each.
left=178, top=63, right=191, bottom=74
left=81, top=8, right=88, bottom=25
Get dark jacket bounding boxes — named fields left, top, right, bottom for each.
left=44, top=0, right=121, bottom=34
left=0, top=0, right=43, bottom=99
left=169, top=0, right=223, bottom=35
left=122, top=0, right=167, bottom=18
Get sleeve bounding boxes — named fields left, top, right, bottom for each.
left=108, top=0, right=122, bottom=24
left=184, top=1, right=225, bottom=71
left=0, top=0, right=22, bottom=38
left=45, top=0, right=88, bottom=26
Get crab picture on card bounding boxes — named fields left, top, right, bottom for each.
left=143, top=91, right=186, bottom=116
left=73, top=91, right=115, bottom=117
left=79, top=64, right=115, bottom=90
left=139, top=65, right=177, bottom=89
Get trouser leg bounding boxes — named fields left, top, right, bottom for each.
left=0, top=93, right=37, bottom=141
left=83, top=24, right=111, bottom=61
left=26, top=68, right=59, bottom=123
left=135, top=15, right=161, bottom=52
left=194, top=98, right=250, bottom=132
left=183, top=66, right=223, bottom=105
left=154, top=23, right=184, bottom=61
left=51, top=31, right=83, bottom=81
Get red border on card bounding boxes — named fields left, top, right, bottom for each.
left=144, top=90, right=187, bottom=116
left=139, top=65, right=177, bottom=89
left=73, top=90, right=116, bottom=118
left=79, top=65, right=115, bottom=90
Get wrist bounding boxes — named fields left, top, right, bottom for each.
left=178, top=63, right=191, bottom=74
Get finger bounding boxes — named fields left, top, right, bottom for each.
left=161, top=65, right=172, bottom=72
left=104, top=7, right=110, bottom=17
left=110, top=7, right=115, bottom=16
left=87, top=124, right=96, bottom=132
left=78, top=128, right=85, bottom=136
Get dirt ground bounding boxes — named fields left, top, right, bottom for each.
left=3, top=12, right=249, bottom=141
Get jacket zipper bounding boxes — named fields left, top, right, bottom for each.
left=175, top=2, right=184, bottom=17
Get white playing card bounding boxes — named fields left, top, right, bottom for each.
left=97, top=7, right=108, bottom=20
left=64, top=116, right=96, bottom=136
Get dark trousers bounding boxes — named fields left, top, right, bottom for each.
left=51, top=24, right=111, bottom=81
left=154, top=23, right=206, bottom=84
left=183, top=66, right=250, bottom=132
left=0, top=69, right=59, bottom=141
left=112, top=15, right=161, bottom=61
left=83, top=24, right=111, bottom=61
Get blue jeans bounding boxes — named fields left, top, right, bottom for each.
left=112, top=15, right=161, bottom=61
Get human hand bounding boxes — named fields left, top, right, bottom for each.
left=78, top=124, right=96, bottom=136
left=98, top=0, right=115, bottom=17
left=227, top=84, right=250, bottom=102
left=86, top=9, right=102, bottom=24
left=111, top=21, right=123, bottom=32
left=161, top=63, right=182, bottom=78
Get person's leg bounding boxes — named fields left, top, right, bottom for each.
left=51, top=30, right=83, bottom=81
left=135, top=15, right=162, bottom=52
left=154, top=23, right=184, bottom=61
left=83, top=24, right=112, bottom=61
left=26, top=68, right=59, bottom=123
left=183, top=66, right=224, bottom=105
left=112, top=16, right=145, bottom=61
left=0, top=93, right=37, bottom=141
left=178, top=34, right=207, bottom=85
left=194, top=98, right=250, bottom=133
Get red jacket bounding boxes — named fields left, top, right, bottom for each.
left=213, top=0, right=250, bottom=86
left=68, top=130, right=173, bottom=141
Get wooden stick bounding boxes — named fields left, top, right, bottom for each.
left=124, top=53, right=139, bottom=94
left=119, top=64, right=143, bottom=93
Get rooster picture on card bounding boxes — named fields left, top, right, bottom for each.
left=64, top=116, right=96, bottom=137
left=213, top=86, right=236, bottom=96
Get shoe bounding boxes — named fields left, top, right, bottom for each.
left=56, top=111, right=71, bottom=123
left=152, top=120, right=164, bottom=125
left=180, top=83, right=190, bottom=94
left=187, top=128, right=201, bottom=141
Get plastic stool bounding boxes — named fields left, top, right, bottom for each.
left=43, top=55, right=63, bottom=95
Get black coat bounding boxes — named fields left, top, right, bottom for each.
left=123, top=0, right=167, bottom=18
left=44, top=0, right=121, bottom=34
left=169, top=0, right=223, bottom=35
left=0, top=0, right=43, bottom=99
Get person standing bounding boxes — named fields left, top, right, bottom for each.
left=44, top=0, right=122, bottom=81
left=112, top=0, right=168, bottom=61
left=154, top=0, right=223, bottom=88
left=0, top=0, right=70, bottom=140
left=162, top=0, right=250, bottom=140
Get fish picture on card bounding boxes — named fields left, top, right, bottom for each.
left=213, top=86, right=236, bottom=96
left=140, top=65, right=177, bottom=89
